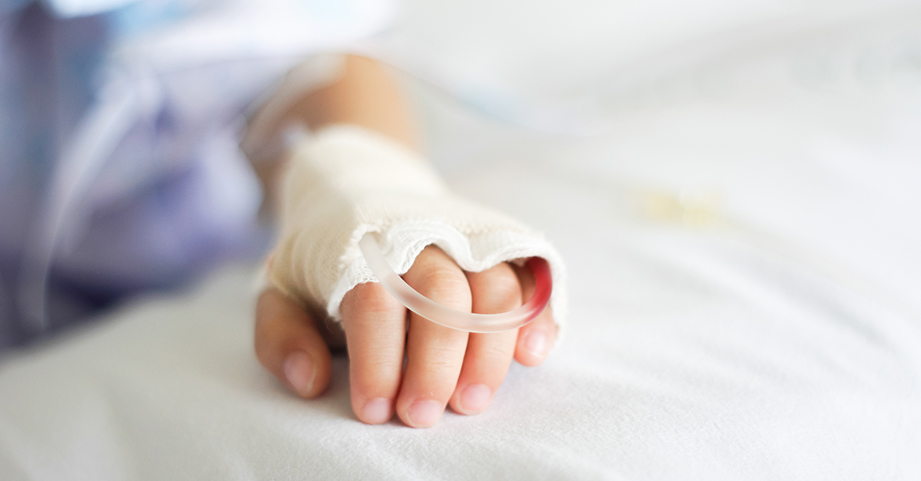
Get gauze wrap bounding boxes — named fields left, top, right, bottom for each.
left=268, top=125, right=567, bottom=329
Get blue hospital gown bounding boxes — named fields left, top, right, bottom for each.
left=0, top=0, right=394, bottom=349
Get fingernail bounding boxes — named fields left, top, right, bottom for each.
left=362, top=398, right=392, bottom=424
left=523, top=330, right=548, bottom=358
left=407, top=399, right=443, bottom=428
left=284, top=351, right=316, bottom=396
left=459, top=384, right=492, bottom=414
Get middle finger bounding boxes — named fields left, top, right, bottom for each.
left=396, top=245, right=472, bottom=428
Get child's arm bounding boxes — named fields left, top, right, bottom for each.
left=250, top=55, right=558, bottom=428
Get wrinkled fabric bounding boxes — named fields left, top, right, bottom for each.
left=0, top=0, right=395, bottom=348
left=269, top=125, right=566, bottom=324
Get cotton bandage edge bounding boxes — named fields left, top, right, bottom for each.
left=268, top=125, right=567, bottom=329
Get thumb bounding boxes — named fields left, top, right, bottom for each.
left=255, top=289, right=333, bottom=398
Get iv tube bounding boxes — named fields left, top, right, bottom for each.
left=358, top=233, right=552, bottom=333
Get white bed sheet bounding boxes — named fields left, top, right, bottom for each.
left=2, top=2, right=921, bottom=479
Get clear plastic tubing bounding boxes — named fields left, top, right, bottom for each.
left=359, top=234, right=552, bottom=333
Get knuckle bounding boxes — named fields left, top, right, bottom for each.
left=358, top=348, right=404, bottom=374
left=478, top=341, right=514, bottom=362
left=342, top=282, right=403, bottom=319
left=352, top=370, right=398, bottom=396
left=417, top=354, right=461, bottom=380
left=471, top=266, right=522, bottom=313
left=410, top=267, right=471, bottom=310
left=252, top=329, right=277, bottom=370
left=349, top=356, right=403, bottom=389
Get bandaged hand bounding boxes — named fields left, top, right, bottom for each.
left=252, top=125, right=565, bottom=428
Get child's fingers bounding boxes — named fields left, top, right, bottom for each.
left=254, top=289, right=333, bottom=399
left=340, top=282, right=407, bottom=425
left=397, top=246, right=472, bottom=428
left=449, top=263, right=521, bottom=416
left=512, top=261, right=557, bottom=367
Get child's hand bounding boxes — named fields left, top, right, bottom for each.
left=245, top=57, right=563, bottom=428
left=254, top=245, right=557, bottom=428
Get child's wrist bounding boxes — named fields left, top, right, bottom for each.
left=268, top=124, right=568, bottom=332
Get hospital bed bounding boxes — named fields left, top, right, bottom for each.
left=2, top=0, right=920, bottom=479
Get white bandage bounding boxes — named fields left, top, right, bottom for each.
left=268, top=125, right=567, bottom=329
